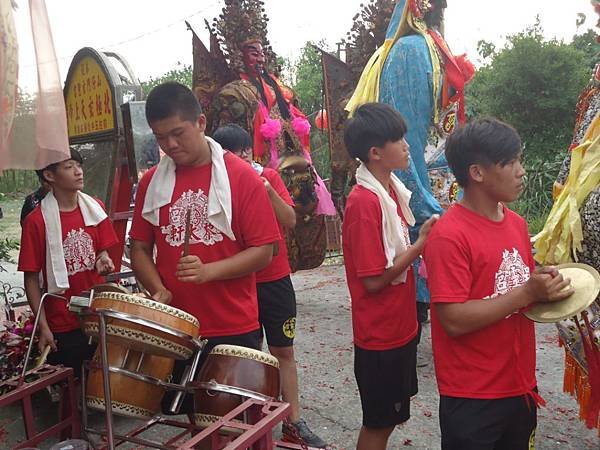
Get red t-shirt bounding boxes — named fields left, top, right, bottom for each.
left=256, top=168, right=293, bottom=283
left=342, top=185, right=418, bottom=350
left=423, top=204, right=537, bottom=399
left=129, top=152, right=280, bottom=338
left=18, top=200, right=119, bottom=333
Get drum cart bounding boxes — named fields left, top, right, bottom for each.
left=0, top=293, right=81, bottom=449
left=80, top=307, right=316, bottom=450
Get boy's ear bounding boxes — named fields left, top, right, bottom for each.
left=42, top=169, right=55, bottom=184
left=468, top=164, right=484, bottom=183
left=367, top=146, right=381, bottom=162
left=196, top=114, right=207, bottom=133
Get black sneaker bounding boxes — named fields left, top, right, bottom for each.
left=282, top=418, right=327, bottom=448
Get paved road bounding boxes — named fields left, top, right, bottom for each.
left=1, top=263, right=598, bottom=449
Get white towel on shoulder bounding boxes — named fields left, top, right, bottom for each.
left=355, top=163, right=415, bottom=284
left=41, top=191, right=107, bottom=294
left=141, top=136, right=235, bottom=241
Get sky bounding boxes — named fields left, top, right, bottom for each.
left=12, top=0, right=598, bottom=92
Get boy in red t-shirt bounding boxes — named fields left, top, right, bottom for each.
left=423, top=118, right=574, bottom=450
left=18, top=148, right=118, bottom=377
left=212, top=124, right=326, bottom=448
left=342, top=103, right=438, bottom=450
left=129, top=83, right=280, bottom=413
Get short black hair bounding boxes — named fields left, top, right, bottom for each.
left=445, top=117, right=522, bottom=188
left=212, top=124, right=252, bottom=152
left=35, top=147, right=83, bottom=183
left=145, top=82, right=202, bottom=125
left=343, top=102, right=407, bottom=163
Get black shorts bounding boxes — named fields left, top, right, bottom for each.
left=354, top=336, right=418, bottom=428
left=439, top=393, right=537, bottom=450
left=257, top=275, right=297, bottom=347
left=46, top=328, right=96, bottom=379
left=161, top=328, right=262, bottom=415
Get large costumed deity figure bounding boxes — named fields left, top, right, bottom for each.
left=534, top=3, right=600, bottom=431
left=189, top=0, right=335, bottom=272
left=345, top=0, right=475, bottom=305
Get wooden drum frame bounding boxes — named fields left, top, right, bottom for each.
left=192, top=344, right=280, bottom=429
left=85, top=343, right=174, bottom=419
left=83, top=291, right=200, bottom=359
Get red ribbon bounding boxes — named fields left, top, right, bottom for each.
left=427, top=30, right=475, bottom=124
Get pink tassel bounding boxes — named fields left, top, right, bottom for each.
left=314, top=174, right=336, bottom=216
left=260, top=117, right=282, bottom=140
left=291, top=116, right=311, bottom=138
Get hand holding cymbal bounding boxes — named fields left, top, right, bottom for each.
left=524, top=263, right=600, bottom=323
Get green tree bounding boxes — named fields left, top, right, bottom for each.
left=571, top=28, right=600, bottom=70
left=291, top=41, right=326, bottom=116
left=289, top=41, right=331, bottom=179
left=140, top=63, right=192, bottom=97
left=466, top=22, right=589, bottom=160
left=465, top=22, right=591, bottom=228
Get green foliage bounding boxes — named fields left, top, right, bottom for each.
left=291, top=42, right=326, bottom=116
left=510, top=151, right=564, bottom=233
left=0, top=170, right=39, bottom=194
left=140, top=63, right=193, bottom=98
left=288, top=41, right=333, bottom=181
left=466, top=21, right=593, bottom=228
left=466, top=22, right=589, bottom=161
left=310, top=129, right=331, bottom=180
left=0, top=237, right=19, bottom=263
left=571, top=28, right=600, bottom=70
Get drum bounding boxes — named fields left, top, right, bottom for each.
left=85, top=343, right=174, bottom=419
left=191, top=345, right=280, bottom=429
left=83, top=290, right=200, bottom=359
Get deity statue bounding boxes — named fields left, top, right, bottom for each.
left=188, top=0, right=335, bottom=271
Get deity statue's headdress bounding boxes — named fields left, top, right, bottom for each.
left=188, top=0, right=280, bottom=130
left=344, top=0, right=397, bottom=79
left=212, top=0, right=277, bottom=73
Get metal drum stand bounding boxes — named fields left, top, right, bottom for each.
left=80, top=307, right=205, bottom=450
left=79, top=308, right=318, bottom=449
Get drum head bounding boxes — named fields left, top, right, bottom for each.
left=524, top=263, right=600, bottom=323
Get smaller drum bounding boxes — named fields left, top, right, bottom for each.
left=83, top=290, right=200, bottom=359
left=86, top=343, right=174, bottom=419
left=192, top=345, right=280, bottom=429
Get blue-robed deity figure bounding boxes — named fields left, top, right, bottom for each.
left=347, top=0, right=475, bottom=304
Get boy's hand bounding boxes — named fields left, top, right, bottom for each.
left=39, top=325, right=57, bottom=352
left=522, top=266, right=574, bottom=306
left=415, top=214, right=440, bottom=247
left=95, top=252, right=115, bottom=275
left=176, top=255, right=214, bottom=284
left=261, top=177, right=274, bottom=195
left=151, top=288, right=173, bottom=305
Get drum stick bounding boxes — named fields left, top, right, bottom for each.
left=34, top=345, right=51, bottom=368
left=183, top=208, right=192, bottom=256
